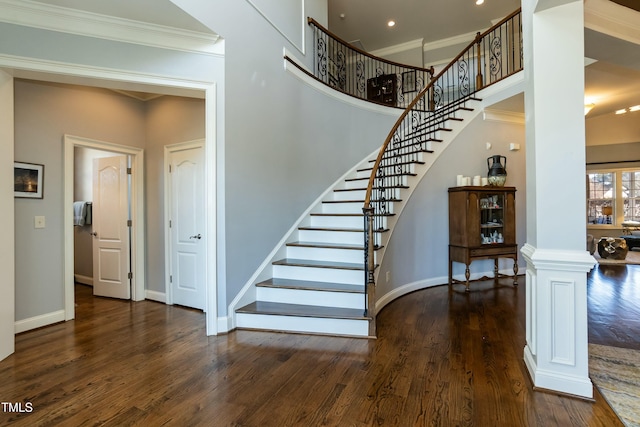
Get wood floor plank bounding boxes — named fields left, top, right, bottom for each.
left=0, top=274, right=632, bottom=426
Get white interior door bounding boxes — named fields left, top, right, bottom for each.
left=169, top=145, right=205, bottom=310
left=92, top=155, right=131, bottom=299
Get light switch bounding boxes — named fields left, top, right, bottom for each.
left=34, top=216, right=45, bottom=229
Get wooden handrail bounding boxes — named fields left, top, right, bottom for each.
left=364, top=8, right=522, bottom=207
left=308, top=17, right=434, bottom=75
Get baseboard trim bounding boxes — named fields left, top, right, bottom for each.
left=15, top=310, right=66, bottom=334
left=145, top=290, right=166, bottom=303
left=74, top=274, right=93, bottom=286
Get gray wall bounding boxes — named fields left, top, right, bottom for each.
left=14, top=80, right=205, bottom=321
left=173, top=0, right=401, bottom=313
left=14, top=80, right=147, bottom=320
left=377, top=114, right=527, bottom=301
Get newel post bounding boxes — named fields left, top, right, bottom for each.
left=363, top=206, right=376, bottom=337
left=475, top=32, right=484, bottom=90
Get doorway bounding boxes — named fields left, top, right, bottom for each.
left=63, top=135, right=146, bottom=320
left=73, top=147, right=133, bottom=300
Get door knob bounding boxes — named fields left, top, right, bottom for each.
left=189, top=234, right=202, bottom=240
left=91, top=231, right=98, bottom=237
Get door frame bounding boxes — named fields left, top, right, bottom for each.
left=63, top=135, right=145, bottom=319
left=164, top=139, right=205, bottom=308
left=1, top=56, right=219, bottom=338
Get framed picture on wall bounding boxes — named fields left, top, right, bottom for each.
left=402, top=70, right=417, bottom=94
left=14, top=162, right=44, bottom=199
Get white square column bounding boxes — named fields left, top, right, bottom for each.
left=521, top=0, right=596, bottom=398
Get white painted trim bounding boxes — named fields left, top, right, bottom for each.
left=15, top=310, right=65, bottom=334
left=0, top=0, right=222, bottom=55
left=164, top=139, right=206, bottom=308
left=145, top=290, right=167, bottom=304
left=585, top=0, right=640, bottom=45
left=483, top=109, right=525, bottom=124
left=74, top=274, right=93, bottom=286
left=204, top=85, right=218, bottom=335
left=283, top=49, right=403, bottom=117
left=376, top=267, right=520, bottom=314
left=63, top=135, right=147, bottom=321
left=0, top=53, right=215, bottom=93
left=370, top=38, right=424, bottom=58
left=521, top=243, right=596, bottom=272
left=246, top=0, right=305, bottom=54
left=423, top=30, right=477, bottom=54
left=218, top=316, right=232, bottom=334
left=0, top=70, right=14, bottom=361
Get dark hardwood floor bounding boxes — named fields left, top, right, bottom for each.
left=0, top=266, right=635, bottom=426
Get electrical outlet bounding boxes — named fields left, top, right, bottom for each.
left=34, top=216, right=45, bottom=229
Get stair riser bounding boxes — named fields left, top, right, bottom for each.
left=286, top=245, right=364, bottom=264
left=272, top=264, right=363, bottom=285
left=322, top=202, right=365, bottom=214
left=333, top=188, right=400, bottom=201
left=343, top=175, right=409, bottom=189
left=236, top=313, right=370, bottom=337
left=322, top=202, right=395, bottom=215
left=356, top=165, right=417, bottom=179
left=332, top=189, right=367, bottom=201
left=256, top=287, right=364, bottom=309
left=310, top=215, right=363, bottom=228
left=298, top=229, right=364, bottom=245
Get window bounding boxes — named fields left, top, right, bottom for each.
left=587, top=169, right=640, bottom=225
left=622, top=171, right=640, bottom=221
left=587, top=172, right=614, bottom=224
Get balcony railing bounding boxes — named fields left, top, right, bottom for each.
left=308, top=17, right=434, bottom=109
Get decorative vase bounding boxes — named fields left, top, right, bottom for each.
left=487, top=155, right=507, bottom=187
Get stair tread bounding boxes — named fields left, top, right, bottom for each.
left=298, top=226, right=389, bottom=233
left=256, top=277, right=364, bottom=293
left=310, top=213, right=395, bottom=217
left=346, top=173, right=416, bottom=182
left=322, top=199, right=401, bottom=203
left=287, top=241, right=364, bottom=250
left=274, top=258, right=364, bottom=270
left=335, top=185, right=408, bottom=192
left=286, top=241, right=385, bottom=250
left=236, top=301, right=370, bottom=320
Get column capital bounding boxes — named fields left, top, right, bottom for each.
left=521, top=243, right=596, bottom=273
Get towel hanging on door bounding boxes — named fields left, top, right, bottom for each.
left=73, top=201, right=92, bottom=226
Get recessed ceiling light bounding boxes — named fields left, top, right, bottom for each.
left=476, top=0, right=484, bottom=5
left=387, top=20, right=395, bottom=27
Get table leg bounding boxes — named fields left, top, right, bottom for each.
left=494, top=258, right=499, bottom=282
left=465, top=264, right=471, bottom=292
left=513, top=260, right=519, bottom=285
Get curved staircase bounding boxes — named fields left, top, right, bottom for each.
left=235, top=7, right=522, bottom=337
left=235, top=97, right=483, bottom=337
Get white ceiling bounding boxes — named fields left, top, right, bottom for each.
left=328, top=0, right=521, bottom=52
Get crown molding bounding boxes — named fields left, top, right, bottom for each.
left=423, top=30, right=477, bottom=54
left=585, top=0, right=640, bottom=45
left=369, top=38, right=424, bottom=58
left=483, top=109, right=525, bottom=124
left=0, top=0, right=222, bottom=55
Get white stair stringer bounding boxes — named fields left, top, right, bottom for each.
left=232, top=95, right=489, bottom=338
